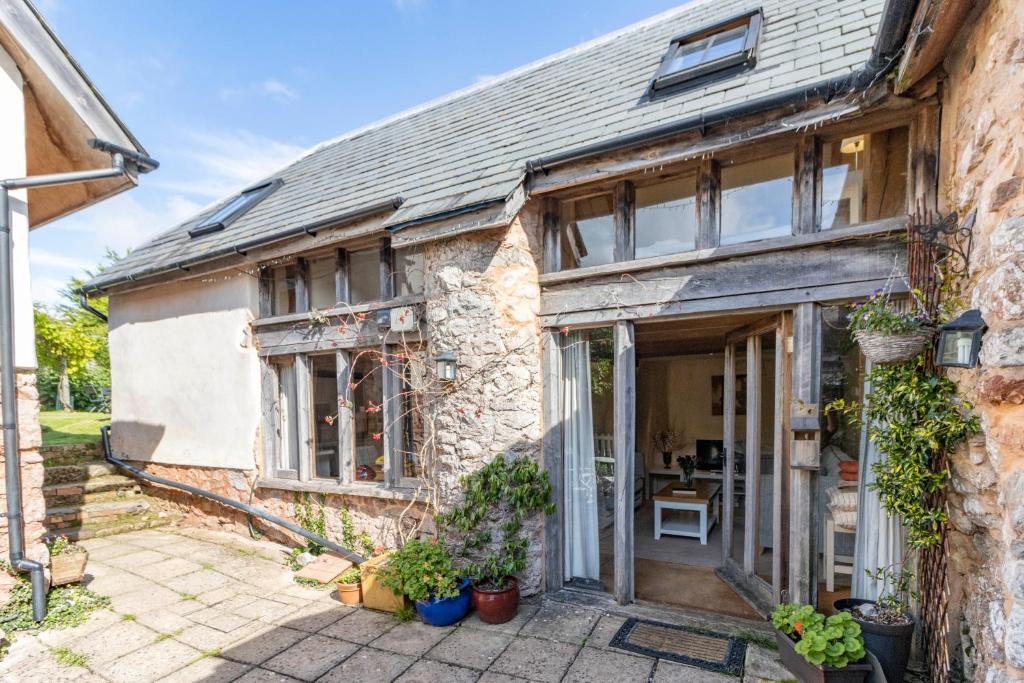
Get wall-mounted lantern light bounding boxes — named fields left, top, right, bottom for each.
left=936, top=309, right=986, bottom=368
left=433, top=351, right=457, bottom=382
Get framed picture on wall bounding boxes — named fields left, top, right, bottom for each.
left=711, top=374, right=746, bottom=416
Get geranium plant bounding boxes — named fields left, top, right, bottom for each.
left=377, top=537, right=460, bottom=602
left=772, top=603, right=866, bottom=668
left=847, top=289, right=930, bottom=334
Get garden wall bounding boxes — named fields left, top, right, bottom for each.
left=936, top=0, right=1024, bottom=679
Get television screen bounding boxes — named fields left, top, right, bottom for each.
left=696, top=439, right=724, bottom=469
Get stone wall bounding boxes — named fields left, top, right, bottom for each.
left=423, top=206, right=545, bottom=591
left=936, top=1, right=1024, bottom=679
left=0, top=370, right=47, bottom=566
left=125, top=206, right=547, bottom=590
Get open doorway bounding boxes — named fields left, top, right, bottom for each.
left=629, top=314, right=786, bottom=617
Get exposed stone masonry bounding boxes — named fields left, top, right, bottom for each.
left=0, top=370, right=47, bottom=567
left=938, top=1, right=1024, bottom=679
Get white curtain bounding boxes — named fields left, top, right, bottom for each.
left=852, top=362, right=905, bottom=599
left=562, top=332, right=601, bottom=582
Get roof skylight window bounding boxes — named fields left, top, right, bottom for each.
left=650, top=9, right=762, bottom=94
left=188, top=178, right=283, bottom=238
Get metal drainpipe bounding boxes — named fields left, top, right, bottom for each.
left=1, top=140, right=158, bottom=621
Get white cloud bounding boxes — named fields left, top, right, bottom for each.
left=219, top=78, right=300, bottom=104
left=29, top=248, right=93, bottom=272
left=57, top=193, right=203, bottom=254
left=260, top=79, right=299, bottom=102
left=153, top=129, right=304, bottom=200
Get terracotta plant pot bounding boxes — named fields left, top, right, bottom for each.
left=50, top=549, right=88, bottom=586
left=774, top=629, right=872, bottom=683
left=471, top=577, right=520, bottom=624
left=337, top=581, right=362, bottom=605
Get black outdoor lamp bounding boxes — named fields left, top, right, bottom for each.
left=433, top=351, right=457, bottom=382
left=936, top=309, right=987, bottom=368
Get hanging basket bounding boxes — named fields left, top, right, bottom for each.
left=854, top=328, right=935, bottom=365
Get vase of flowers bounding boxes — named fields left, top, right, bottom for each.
left=653, top=430, right=678, bottom=468
left=676, top=454, right=696, bottom=487
left=848, top=290, right=933, bottom=364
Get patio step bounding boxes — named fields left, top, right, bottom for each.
left=58, top=509, right=180, bottom=542
left=42, top=474, right=142, bottom=508
left=43, top=460, right=119, bottom=486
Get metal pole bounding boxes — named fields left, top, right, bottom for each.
left=0, top=186, right=47, bottom=621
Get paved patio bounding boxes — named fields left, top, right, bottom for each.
left=0, top=528, right=794, bottom=682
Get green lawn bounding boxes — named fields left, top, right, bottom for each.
left=39, top=411, right=110, bottom=446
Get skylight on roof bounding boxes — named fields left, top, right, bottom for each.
left=650, top=9, right=762, bottom=94
left=188, top=179, right=283, bottom=238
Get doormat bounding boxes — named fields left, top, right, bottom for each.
left=609, top=617, right=746, bottom=676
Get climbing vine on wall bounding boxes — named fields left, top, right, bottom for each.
left=830, top=357, right=979, bottom=549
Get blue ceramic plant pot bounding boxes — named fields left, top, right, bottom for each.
left=415, top=577, right=471, bottom=626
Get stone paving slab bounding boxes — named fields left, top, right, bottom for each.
left=0, top=527, right=796, bottom=683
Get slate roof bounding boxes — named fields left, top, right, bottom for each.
left=87, top=0, right=886, bottom=291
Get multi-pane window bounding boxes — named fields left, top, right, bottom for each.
left=397, top=346, right=426, bottom=480
left=308, top=256, right=337, bottom=311
left=272, top=358, right=299, bottom=477
left=720, top=153, right=794, bottom=245
left=651, top=11, right=761, bottom=93
left=311, top=355, right=340, bottom=479
left=394, top=247, right=425, bottom=297
left=821, top=127, right=909, bottom=230
left=560, top=194, right=614, bottom=270
left=635, top=175, right=698, bottom=259
left=271, top=265, right=299, bottom=316
left=348, top=248, right=381, bottom=304
left=351, top=351, right=385, bottom=482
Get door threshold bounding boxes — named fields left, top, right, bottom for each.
left=549, top=586, right=771, bottom=637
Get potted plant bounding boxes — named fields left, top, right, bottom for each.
left=772, top=603, right=871, bottom=683
left=336, top=566, right=362, bottom=605
left=848, top=289, right=933, bottom=364
left=676, top=453, right=696, bottom=487
left=439, top=456, right=555, bottom=624
left=834, top=565, right=917, bottom=683
left=47, top=536, right=88, bottom=586
left=377, top=538, right=470, bottom=626
left=653, top=430, right=678, bottom=468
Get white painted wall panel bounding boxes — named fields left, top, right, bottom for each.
left=108, top=274, right=260, bottom=469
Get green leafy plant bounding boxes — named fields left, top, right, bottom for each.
left=340, top=504, right=376, bottom=559
left=438, top=455, right=555, bottom=590
left=827, top=358, right=979, bottom=548
left=338, top=566, right=361, bottom=585
left=394, top=603, right=416, bottom=623
left=0, top=579, right=110, bottom=632
left=50, top=646, right=89, bottom=668
left=45, top=536, right=81, bottom=557
left=377, top=538, right=460, bottom=602
left=772, top=603, right=865, bottom=668
left=862, top=564, right=917, bottom=624
left=847, top=289, right=930, bottom=335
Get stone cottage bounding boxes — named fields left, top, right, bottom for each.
left=0, top=0, right=150, bottom=589
left=81, top=0, right=1021, bottom=679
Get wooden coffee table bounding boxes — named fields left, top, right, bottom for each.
left=653, top=481, right=722, bottom=545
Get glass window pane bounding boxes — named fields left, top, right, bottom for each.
left=720, top=153, right=794, bottom=245
left=703, top=26, right=747, bottom=62
left=275, top=360, right=298, bottom=472
left=309, top=256, right=337, bottom=311
left=561, top=194, right=614, bottom=270
left=668, top=36, right=710, bottom=72
left=635, top=176, right=697, bottom=259
left=272, top=265, right=298, bottom=315
left=394, top=247, right=425, bottom=297
left=311, top=355, right=340, bottom=479
left=352, top=351, right=384, bottom=482
left=349, top=248, right=381, bottom=304
left=821, top=127, right=909, bottom=230
left=398, top=346, right=426, bottom=479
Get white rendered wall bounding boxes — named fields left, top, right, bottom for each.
left=0, top=45, right=35, bottom=369
left=108, top=273, right=260, bottom=469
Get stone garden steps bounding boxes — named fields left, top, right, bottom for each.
left=41, top=455, right=179, bottom=541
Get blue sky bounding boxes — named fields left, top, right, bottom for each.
left=29, top=0, right=685, bottom=305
